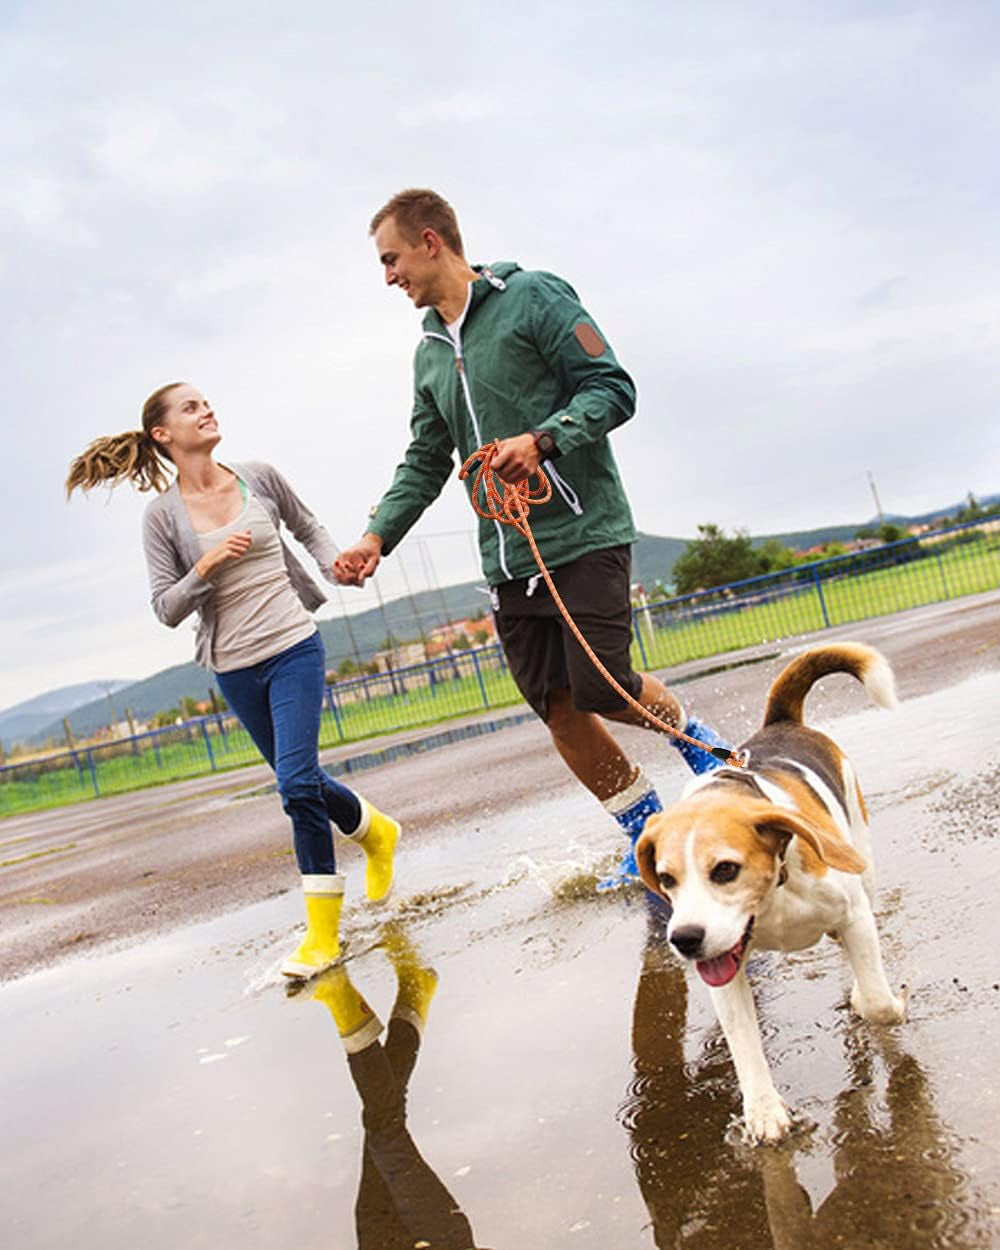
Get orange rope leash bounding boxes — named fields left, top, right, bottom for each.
left=459, top=440, right=745, bottom=769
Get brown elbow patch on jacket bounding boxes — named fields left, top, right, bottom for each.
left=574, top=322, right=606, bottom=357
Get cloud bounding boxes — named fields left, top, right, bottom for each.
left=2, top=1, right=999, bottom=707
left=397, top=92, right=506, bottom=128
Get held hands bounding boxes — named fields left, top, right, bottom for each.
left=333, top=533, right=384, bottom=587
left=195, top=530, right=252, bottom=579
left=490, top=433, right=542, bottom=485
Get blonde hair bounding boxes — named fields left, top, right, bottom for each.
left=369, top=188, right=465, bottom=256
left=66, top=382, right=183, bottom=496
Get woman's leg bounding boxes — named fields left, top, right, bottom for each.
left=320, top=771, right=363, bottom=833
left=215, top=664, right=276, bottom=769
left=263, top=634, right=352, bottom=875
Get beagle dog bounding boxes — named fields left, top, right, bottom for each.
left=636, top=643, right=907, bottom=1143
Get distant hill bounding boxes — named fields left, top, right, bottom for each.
left=18, top=494, right=997, bottom=748
left=0, top=680, right=130, bottom=746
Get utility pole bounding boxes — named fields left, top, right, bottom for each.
left=867, top=470, right=885, bottom=528
left=98, top=680, right=119, bottom=736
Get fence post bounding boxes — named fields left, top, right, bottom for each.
left=935, top=551, right=950, bottom=599
left=632, top=608, right=650, bottom=669
left=199, top=719, right=217, bottom=771
left=85, top=748, right=100, bottom=796
left=811, top=565, right=831, bottom=629
left=471, top=649, right=490, bottom=709
left=326, top=685, right=346, bottom=743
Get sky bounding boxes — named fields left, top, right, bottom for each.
left=2, top=0, right=998, bottom=711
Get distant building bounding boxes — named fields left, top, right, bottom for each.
left=425, top=617, right=497, bottom=655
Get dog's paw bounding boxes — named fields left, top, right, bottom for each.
left=850, top=982, right=908, bottom=1024
left=743, top=1092, right=793, bottom=1144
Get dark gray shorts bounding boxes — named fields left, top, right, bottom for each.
left=493, top=545, right=643, bottom=721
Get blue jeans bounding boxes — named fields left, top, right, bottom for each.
left=215, top=632, right=361, bottom=875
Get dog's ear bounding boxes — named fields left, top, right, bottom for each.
left=635, top=816, right=668, bottom=898
left=755, top=810, right=868, bottom=875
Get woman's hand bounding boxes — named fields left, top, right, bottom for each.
left=334, top=533, right=384, bottom=586
left=195, top=530, right=252, bottom=579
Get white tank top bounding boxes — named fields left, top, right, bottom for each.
left=196, top=492, right=315, bottom=672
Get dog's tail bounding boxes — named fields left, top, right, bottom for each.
left=762, top=642, right=897, bottom=726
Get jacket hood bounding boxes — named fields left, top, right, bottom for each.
left=421, top=261, right=522, bottom=333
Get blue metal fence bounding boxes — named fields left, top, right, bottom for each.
left=3, top=517, right=997, bottom=816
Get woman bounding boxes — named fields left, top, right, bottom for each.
left=66, top=381, right=398, bottom=978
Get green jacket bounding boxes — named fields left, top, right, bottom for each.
left=368, top=261, right=638, bottom=585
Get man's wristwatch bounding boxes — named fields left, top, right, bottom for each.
left=531, top=430, right=560, bottom=459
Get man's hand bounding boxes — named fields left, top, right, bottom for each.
left=195, top=530, right=252, bottom=579
left=490, top=433, right=542, bottom=484
left=334, top=533, right=384, bottom=586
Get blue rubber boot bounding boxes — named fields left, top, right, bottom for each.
left=597, top=769, right=663, bottom=892
left=673, top=717, right=728, bottom=774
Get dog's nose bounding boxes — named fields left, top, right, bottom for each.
left=670, top=925, right=706, bottom=957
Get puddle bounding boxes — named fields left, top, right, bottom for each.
left=3, top=674, right=1000, bottom=1248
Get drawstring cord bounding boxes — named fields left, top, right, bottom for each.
left=459, top=440, right=745, bottom=768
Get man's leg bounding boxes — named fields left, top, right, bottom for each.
left=602, top=671, right=729, bottom=775
left=544, top=687, right=635, bottom=801
left=542, top=689, right=664, bottom=889
left=552, top=549, right=726, bottom=885
left=557, top=548, right=729, bottom=776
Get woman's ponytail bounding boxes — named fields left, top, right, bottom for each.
left=66, top=429, right=171, bottom=496
left=65, top=381, right=183, bottom=497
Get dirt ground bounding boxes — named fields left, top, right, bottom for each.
left=3, top=592, right=999, bottom=1249
left=2, top=592, right=997, bottom=984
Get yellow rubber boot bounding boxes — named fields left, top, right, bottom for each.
left=382, top=921, right=439, bottom=1034
left=312, top=966, right=383, bottom=1053
left=281, top=874, right=345, bottom=979
left=353, top=797, right=400, bottom=902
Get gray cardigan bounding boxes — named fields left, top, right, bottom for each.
left=142, top=460, right=339, bottom=670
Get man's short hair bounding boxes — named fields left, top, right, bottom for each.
left=369, top=188, right=465, bottom=256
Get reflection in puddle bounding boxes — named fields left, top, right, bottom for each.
left=293, top=923, right=486, bottom=1250
left=621, top=901, right=989, bottom=1249
left=5, top=667, right=1000, bottom=1248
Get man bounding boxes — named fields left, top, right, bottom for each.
left=335, top=188, right=727, bottom=883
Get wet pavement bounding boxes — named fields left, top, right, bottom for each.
left=3, top=594, right=1000, bottom=1248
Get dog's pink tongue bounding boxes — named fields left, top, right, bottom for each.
left=696, top=952, right=740, bottom=987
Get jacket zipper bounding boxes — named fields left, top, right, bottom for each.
left=425, top=309, right=587, bottom=570
left=424, top=327, right=514, bottom=582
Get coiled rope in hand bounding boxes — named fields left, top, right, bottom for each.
left=459, top=440, right=744, bottom=768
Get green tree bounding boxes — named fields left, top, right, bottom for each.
left=672, top=525, right=764, bottom=594
left=878, top=523, right=905, bottom=544
left=797, top=541, right=848, bottom=563
left=957, top=493, right=985, bottom=523
left=757, top=538, right=797, bottom=573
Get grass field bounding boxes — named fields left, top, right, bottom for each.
left=637, top=534, right=1000, bottom=669
left=3, top=530, right=997, bottom=818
